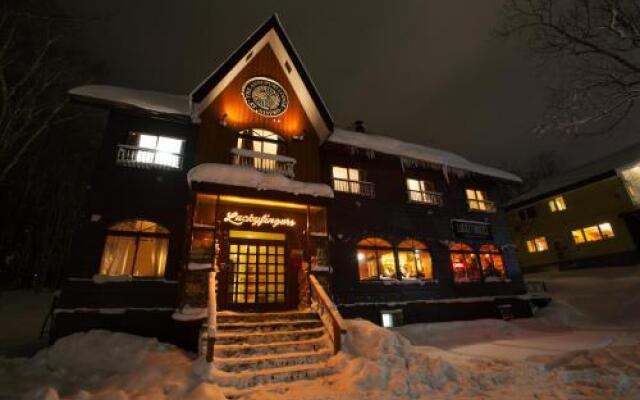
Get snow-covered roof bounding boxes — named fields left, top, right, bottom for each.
left=507, top=141, right=640, bottom=208
left=327, top=128, right=522, bottom=183
left=68, top=85, right=190, bottom=119
left=188, top=163, right=334, bottom=198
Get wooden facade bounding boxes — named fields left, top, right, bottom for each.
left=52, top=15, right=529, bottom=350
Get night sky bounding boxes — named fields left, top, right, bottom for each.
left=62, top=0, right=639, bottom=174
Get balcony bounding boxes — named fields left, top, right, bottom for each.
left=333, top=178, right=375, bottom=198
left=116, top=144, right=183, bottom=170
left=467, top=199, right=497, bottom=213
left=408, top=190, right=443, bottom=206
left=231, top=148, right=296, bottom=178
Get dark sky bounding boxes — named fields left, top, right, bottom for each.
left=62, top=0, right=639, bottom=174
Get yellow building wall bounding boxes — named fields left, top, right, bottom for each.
left=507, top=176, right=638, bottom=269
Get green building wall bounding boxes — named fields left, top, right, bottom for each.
left=507, top=176, right=638, bottom=270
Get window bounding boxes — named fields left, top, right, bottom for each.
left=620, top=161, right=640, bottom=206
left=526, top=237, right=549, bottom=253
left=449, top=243, right=482, bottom=283
left=548, top=196, right=567, bottom=212
left=356, top=238, right=396, bottom=280
left=518, top=206, right=537, bottom=221
left=465, top=189, right=496, bottom=212
left=406, top=179, right=442, bottom=205
left=397, top=239, right=433, bottom=280
left=333, top=166, right=374, bottom=197
left=117, top=133, right=184, bottom=169
left=478, top=244, right=507, bottom=280
left=235, top=129, right=290, bottom=175
left=99, top=219, right=169, bottom=277
left=572, top=223, right=616, bottom=244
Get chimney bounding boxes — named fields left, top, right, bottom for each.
left=354, top=120, right=366, bottom=133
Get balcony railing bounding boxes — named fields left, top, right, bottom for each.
left=467, top=199, right=497, bottom=213
left=231, top=148, right=295, bottom=178
left=333, top=178, right=375, bottom=198
left=116, top=144, right=183, bottom=170
left=408, top=190, right=443, bottom=206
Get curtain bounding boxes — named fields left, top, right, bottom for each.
left=133, top=237, right=168, bottom=277
left=100, top=236, right=136, bottom=276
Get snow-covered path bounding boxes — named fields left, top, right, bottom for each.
left=1, top=265, right=639, bottom=399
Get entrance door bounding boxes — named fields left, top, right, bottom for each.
left=226, top=231, right=288, bottom=310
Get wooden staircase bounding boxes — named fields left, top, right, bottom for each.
left=203, top=310, right=336, bottom=388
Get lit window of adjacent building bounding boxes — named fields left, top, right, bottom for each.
left=620, top=161, right=640, bottom=206
left=526, top=237, right=548, bottom=253
left=117, top=133, right=184, bottom=169
left=406, top=179, right=442, bottom=205
left=449, top=242, right=482, bottom=283
left=356, top=238, right=396, bottom=280
left=397, top=239, right=433, bottom=280
left=332, top=166, right=374, bottom=197
left=99, top=219, right=169, bottom=277
left=548, top=196, right=567, bottom=212
left=465, top=189, right=496, bottom=212
left=572, top=223, right=615, bottom=244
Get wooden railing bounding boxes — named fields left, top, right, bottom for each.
left=231, top=148, right=295, bottom=178
left=309, top=274, right=347, bottom=354
left=116, top=144, right=183, bottom=170
left=332, top=178, right=375, bottom=198
left=408, top=190, right=443, bottom=205
left=205, top=271, right=217, bottom=363
left=467, top=199, right=497, bottom=213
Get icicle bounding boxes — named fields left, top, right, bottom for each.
left=443, top=164, right=450, bottom=184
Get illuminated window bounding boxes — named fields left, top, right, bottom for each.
left=99, top=219, right=169, bottom=277
left=235, top=129, right=288, bottom=174
left=356, top=238, right=396, bottom=280
left=397, top=239, right=433, bottom=280
left=548, top=196, right=567, bottom=212
left=406, top=179, right=442, bottom=205
left=572, top=223, right=616, bottom=244
left=478, top=244, right=507, bottom=280
left=526, top=237, right=548, bottom=253
left=449, top=243, right=482, bottom=283
left=333, top=166, right=374, bottom=197
left=465, top=189, right=496, bottom=212
left=119, top=133, right=184, bottom=169
left=620, top=161, right=640, bottom=206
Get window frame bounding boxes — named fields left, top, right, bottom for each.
left=397, top=239, right=433, bottom=280
left=478, top=244, right=508, bottom=280
left=449, top=242, right=483, bottom=283
left=406, top=178, right=442, bottom=206
left=572, top=222, right=616, bottom=245
left=121, top=132, right=185, bottom=170
left=332, top=166, right=373, bottom=197
left=548, top=196, right=567, bottom=212
left=99, top=219, right=170, bottom=278
left=465, top=189, right=496, bottom=213
left=356, top=238, right=397, bottom=281
left=526, top=236, right=549, bottom=253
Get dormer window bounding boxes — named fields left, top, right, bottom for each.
left=232, top=129, right=295, bottom=177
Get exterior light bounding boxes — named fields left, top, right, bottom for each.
left=357, top=252, right=365, bottom=261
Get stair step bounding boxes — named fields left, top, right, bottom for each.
left=216, top=349, right=333, bottom=372
left=216, top=327, right=325, bottom=345
left=214, top=336, right=329, bottom=358
left=217, top=319, right=323, bottom=333
left=216, top=310, right=319, bottom=324
left=213, top=361, right=334, bottom=389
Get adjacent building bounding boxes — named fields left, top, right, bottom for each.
left=506, top=144, right=640, bottom=271
left=52, top=15, right=529, bottom=350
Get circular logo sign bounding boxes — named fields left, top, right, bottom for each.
left=242, top=77, right=289, bottom=117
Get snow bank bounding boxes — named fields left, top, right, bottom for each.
left=172, top=306, right=208, bottom=321
left=69, top=85, right=190, bottom=117
left=188, top=163, right=334, bottom=198
left=328, top=128, right=522, bottom=183
left=0, top=330, right=228, bottom=400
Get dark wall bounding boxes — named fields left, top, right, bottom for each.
left=320, top=143, right=525, bottom=304
left=58, top=111, right=197, bottom=311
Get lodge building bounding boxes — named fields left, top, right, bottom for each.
left=52, top=15, right=530, bottom=351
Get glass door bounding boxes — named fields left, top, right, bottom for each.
left=227, top=234, right=287, bottom=309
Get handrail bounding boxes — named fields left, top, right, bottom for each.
left=408, top=189, right=443, bottom=205
left=205, top=271, right=217, bottom=363
left=332, top=178, right=375, bottom=198
left=116, top=144, right=183, bottom=170
left=309, top=274, right=347, bottom=354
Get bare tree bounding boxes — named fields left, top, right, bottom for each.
left=498, top=0, right=640, bottom=136
left=0, top=4, right=73, bottom=182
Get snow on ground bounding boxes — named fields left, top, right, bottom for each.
left=1, top=265, right=639, bottom=399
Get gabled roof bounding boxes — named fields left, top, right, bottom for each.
left=506, top=141, right=640, bottom=209
left=326, top=128, right=523, bottom=183
left=190, top=14, right=334, bottom=140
